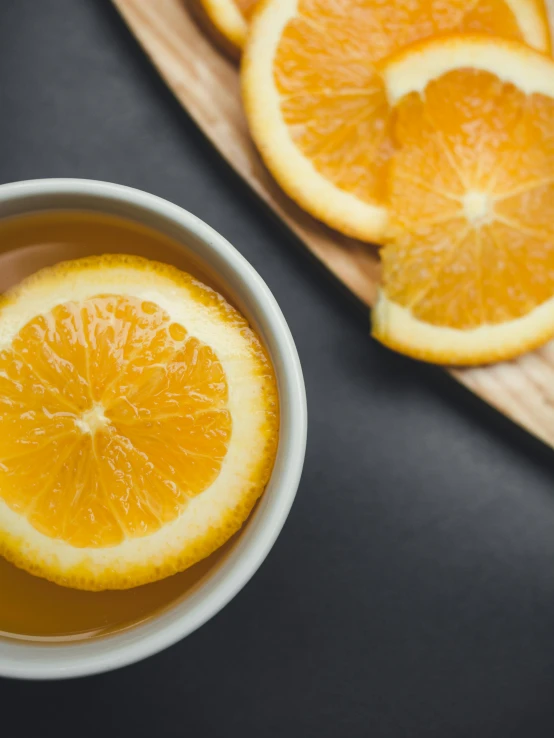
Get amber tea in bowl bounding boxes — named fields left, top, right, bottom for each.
left=0, top=180, right=306, bottom=679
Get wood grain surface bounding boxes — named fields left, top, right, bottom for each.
left=112, top=0, right=554, bottom=450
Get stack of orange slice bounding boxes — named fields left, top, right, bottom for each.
left=241, top=0, right=550, bottom=241
left=374, top=35, right=554, bottom=364
left=197, top=0, right=554, bottom=366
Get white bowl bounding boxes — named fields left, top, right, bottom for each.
left=0, top=179, right=307, bottom=680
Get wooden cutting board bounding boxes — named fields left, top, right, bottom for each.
left=112, top=0, right=554, bottom=449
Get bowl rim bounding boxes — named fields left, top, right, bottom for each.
left=0, top=178, right=307, bottom=680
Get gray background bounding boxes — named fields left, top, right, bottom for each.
left=2, top=1, right=554, bottom=736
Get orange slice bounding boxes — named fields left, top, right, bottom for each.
left=0, top=255, right=279, bottom=590
left=373, top=35, right=554, bottom=364
left=242, top=0, right=551, bottom=242
left=195, top=0, right=259, bottom=55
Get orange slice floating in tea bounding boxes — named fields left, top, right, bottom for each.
left=242, top=0, right=551, bottom=241
left=0, top=255, right=279, bottom=590
left=373, top=35, right=554, bottom=364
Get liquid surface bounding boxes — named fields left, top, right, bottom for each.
left=0, top=544, right=232, bottom=640
left=0, top=210, right=245, bottom=640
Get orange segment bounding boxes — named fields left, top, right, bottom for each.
left=0, top=256, right=279, bottom=590
left=242, top=0, right=551, bottom=241
left=82, top=295, right=167, bottom=402
left=373, top=35, right=554, bottom=364
left=28, top=435, right=122, bottom=549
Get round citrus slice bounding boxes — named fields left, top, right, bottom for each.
left=373, top=34, right=554, bottom=365
left=242, top=0, right=551, bottom=242
left=194, top=0, right=259, bottom=55
left=0, top=255, right=279, bottom=590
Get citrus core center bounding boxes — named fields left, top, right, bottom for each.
left=463, top=190, right=492, bottom=226
left=76, top=404, right=109, bottom=435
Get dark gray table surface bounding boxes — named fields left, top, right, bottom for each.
left=2, top=1, right=554, bottom=736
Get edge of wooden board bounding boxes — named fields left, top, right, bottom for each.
left=112, top=0, right=554, bottom=450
